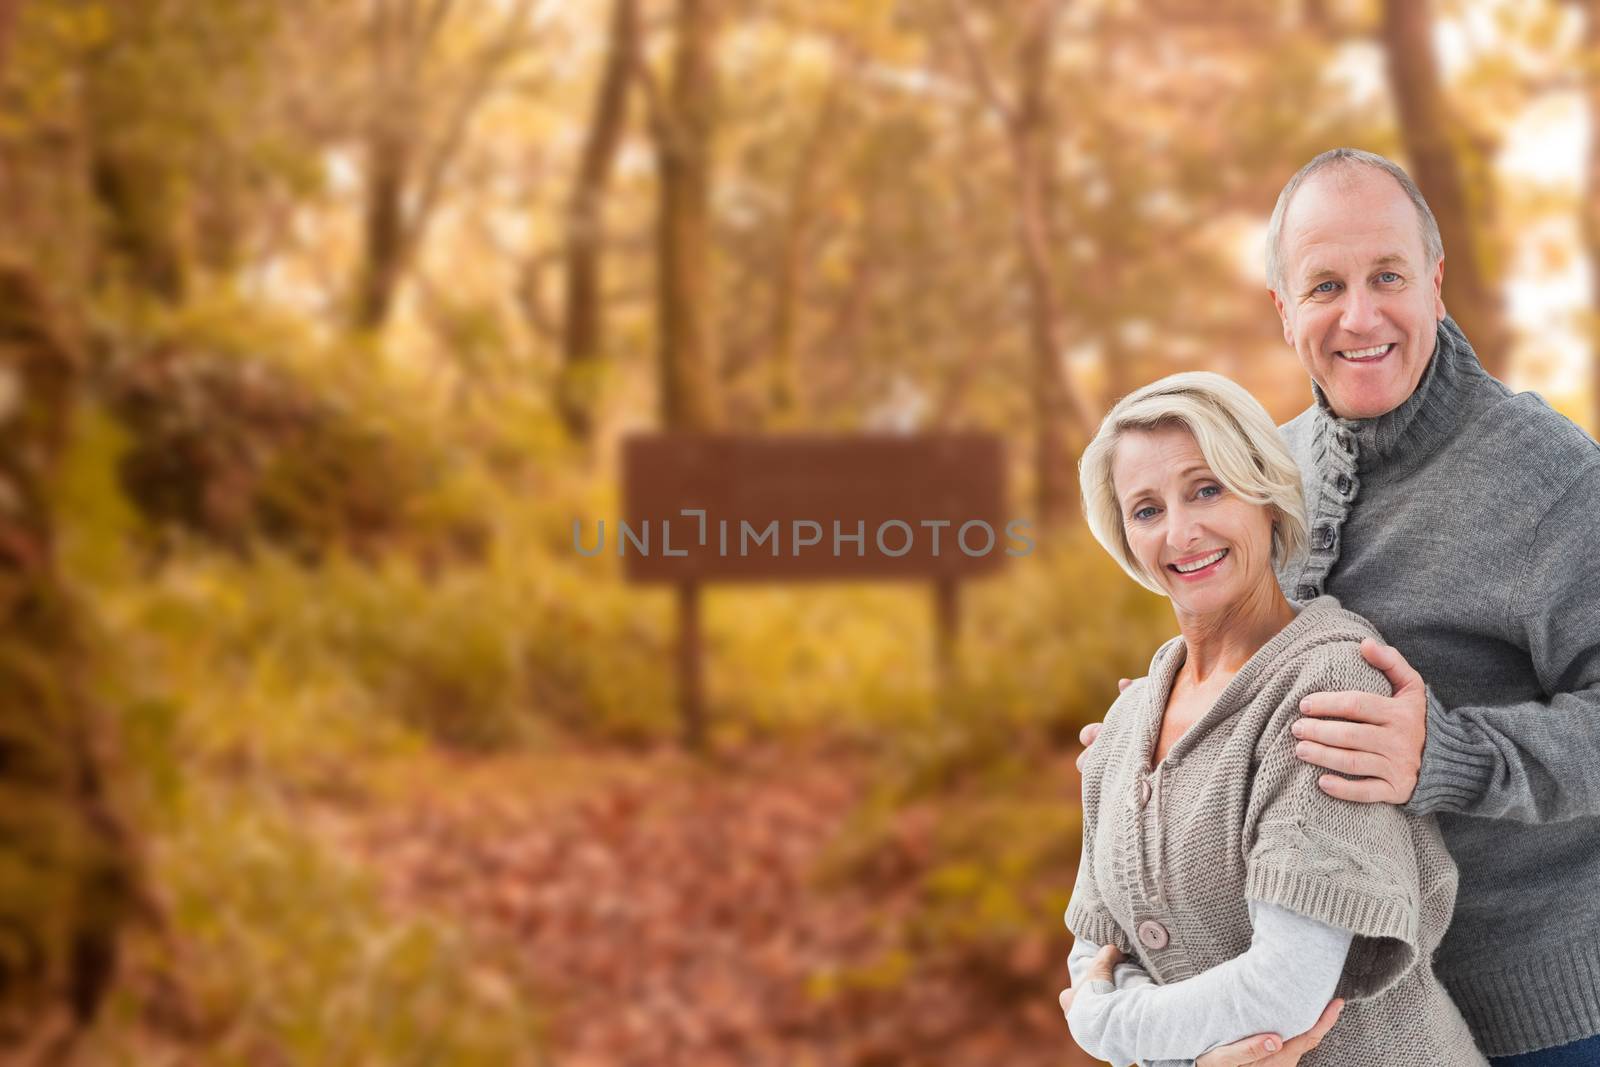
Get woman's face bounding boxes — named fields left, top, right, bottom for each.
left=1111, top=425, right=1279, bottom=618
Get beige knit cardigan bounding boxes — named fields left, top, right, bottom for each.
left=1067, top=596, right=1485, bottom=1065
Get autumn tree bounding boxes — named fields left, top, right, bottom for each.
left=1379, top=0, right=1512, bottom=377
left=1579, top=0, right=1600, bottom=425
left=943, top=0, right=1086, bottom=530
left=2, top=18, right=148, bottom=1062
left=353, top=0, right=538, bottom=333
left=557, top=0, right=639, bottom=442
left=0, top=270, right=141, bottom=1063
left=3, top=5, right=141, bottom=1052
left=763, top=72, right=843, bottom=429
left=641, top=0, right=724, bottom=431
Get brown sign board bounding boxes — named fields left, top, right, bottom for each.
left=620, top=433, right=1013, bottom=583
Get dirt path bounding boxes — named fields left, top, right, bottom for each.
left=351, top=741, right=1098, bottom=1067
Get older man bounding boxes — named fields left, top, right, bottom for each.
left=1076, top=149, right=1600, bottom=1067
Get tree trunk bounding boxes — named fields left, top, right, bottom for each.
left=80, top=1, right=187, bottom=305
left=767, top=80, right=841, bottom=428
left=946, top=0, right=1087, bottom=531
left=353, top=0, right=531, bottom=334
left=1379, top=0, right=1512, bottom=378
left=650, top=0, right=722, bottom=431
left=3, top=34, right=142, bottom=1057
left=0, top=266, right=140, bottom=1063
left=558, top=0, right=639, bottom=442
left=354, top=124, right=410, bottom=332
left=1581, top=0, right=1600, bottom=432
left=85, top=145, right=188, bottom=304
left=1012, top=0, right=1083, bottom=528
left=194, top=149, right=243, bottom=278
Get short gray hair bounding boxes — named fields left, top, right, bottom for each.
left=1264, top=148, right=1444, bottom=294
left=1079, top=372, right=1308, bottom=596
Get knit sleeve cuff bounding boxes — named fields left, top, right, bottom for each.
left=1244, top=861, right=1418, bottom=946
left=1066, top=897, right=1134, bottom=956
left=1403, top=686, right=1496, bottom=816
left=1245, top=836, right=1419, bottom=1001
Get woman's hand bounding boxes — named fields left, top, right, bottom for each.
left=1058, top=944, right=1124, bottom=1018
left=1073, top=679, right=1134, bottom=771
left=1194, top=998, right=1344, bottom=1066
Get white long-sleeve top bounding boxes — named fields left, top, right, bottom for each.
left=1066, top=899, right=1351, bottom=1067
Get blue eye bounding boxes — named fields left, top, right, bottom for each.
left=1197, top=484, right=1222, bottom=499
left=1132, top=506, right=1159, bottom=521
left=1313, top=280, right=1340, bottom=294
left=1377, top=271, right=1401, bottom=283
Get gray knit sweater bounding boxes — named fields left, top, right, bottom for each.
left=1067, top=597, right=1484, bottom=1066
left=1277, top=318, right=1600, bottom=1056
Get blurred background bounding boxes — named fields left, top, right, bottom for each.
left=0, top=0, right=1595, bottom=1064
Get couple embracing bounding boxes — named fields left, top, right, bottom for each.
left=1059, top=149, right=1600, bottom=1067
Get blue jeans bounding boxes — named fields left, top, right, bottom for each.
left=1491, top=1033, right=1600, bottom=1066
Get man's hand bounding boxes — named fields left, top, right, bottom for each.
left=1075, top=722, right=1102, bottom=772
left=1292, top=639, right=1426, bottom=804
left=1084, top=943, right=1122, bottom=982
left=1073, top=678, right=1131, bottom=772
left=1194, top=998, right=1344, bottom=1066
left=1057, top=944, right=1123, bottom=1019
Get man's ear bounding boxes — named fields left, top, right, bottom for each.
left=1431, top=256, right=1446, bottom=320
left=1269, top=288, right=1292, bottom=345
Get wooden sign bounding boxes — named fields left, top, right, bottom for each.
left=619, top=433, right=1017, bottom=582
left=614, top=433, right=1016, bottom=748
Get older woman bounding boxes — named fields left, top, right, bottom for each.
left=1059, top=373, right=1483, bottom=1067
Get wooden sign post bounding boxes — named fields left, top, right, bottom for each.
left=621, top=433, right=1012, bottom=748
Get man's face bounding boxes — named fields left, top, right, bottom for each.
left=1270, top=167, right=1446, bottom=420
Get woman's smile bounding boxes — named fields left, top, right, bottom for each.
left=1167, top=548, right=1229, bottom=579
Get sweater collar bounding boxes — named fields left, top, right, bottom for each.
left=1311, top=316, right=1495, bottom=472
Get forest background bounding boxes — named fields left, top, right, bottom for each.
left=1, top=0, right=1597, bottom=1065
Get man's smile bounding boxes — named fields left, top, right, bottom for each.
left=1334, top=342, right=1396, bottom=363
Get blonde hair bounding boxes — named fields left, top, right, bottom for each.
left=1078, top=372, right=1308, bottom=595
